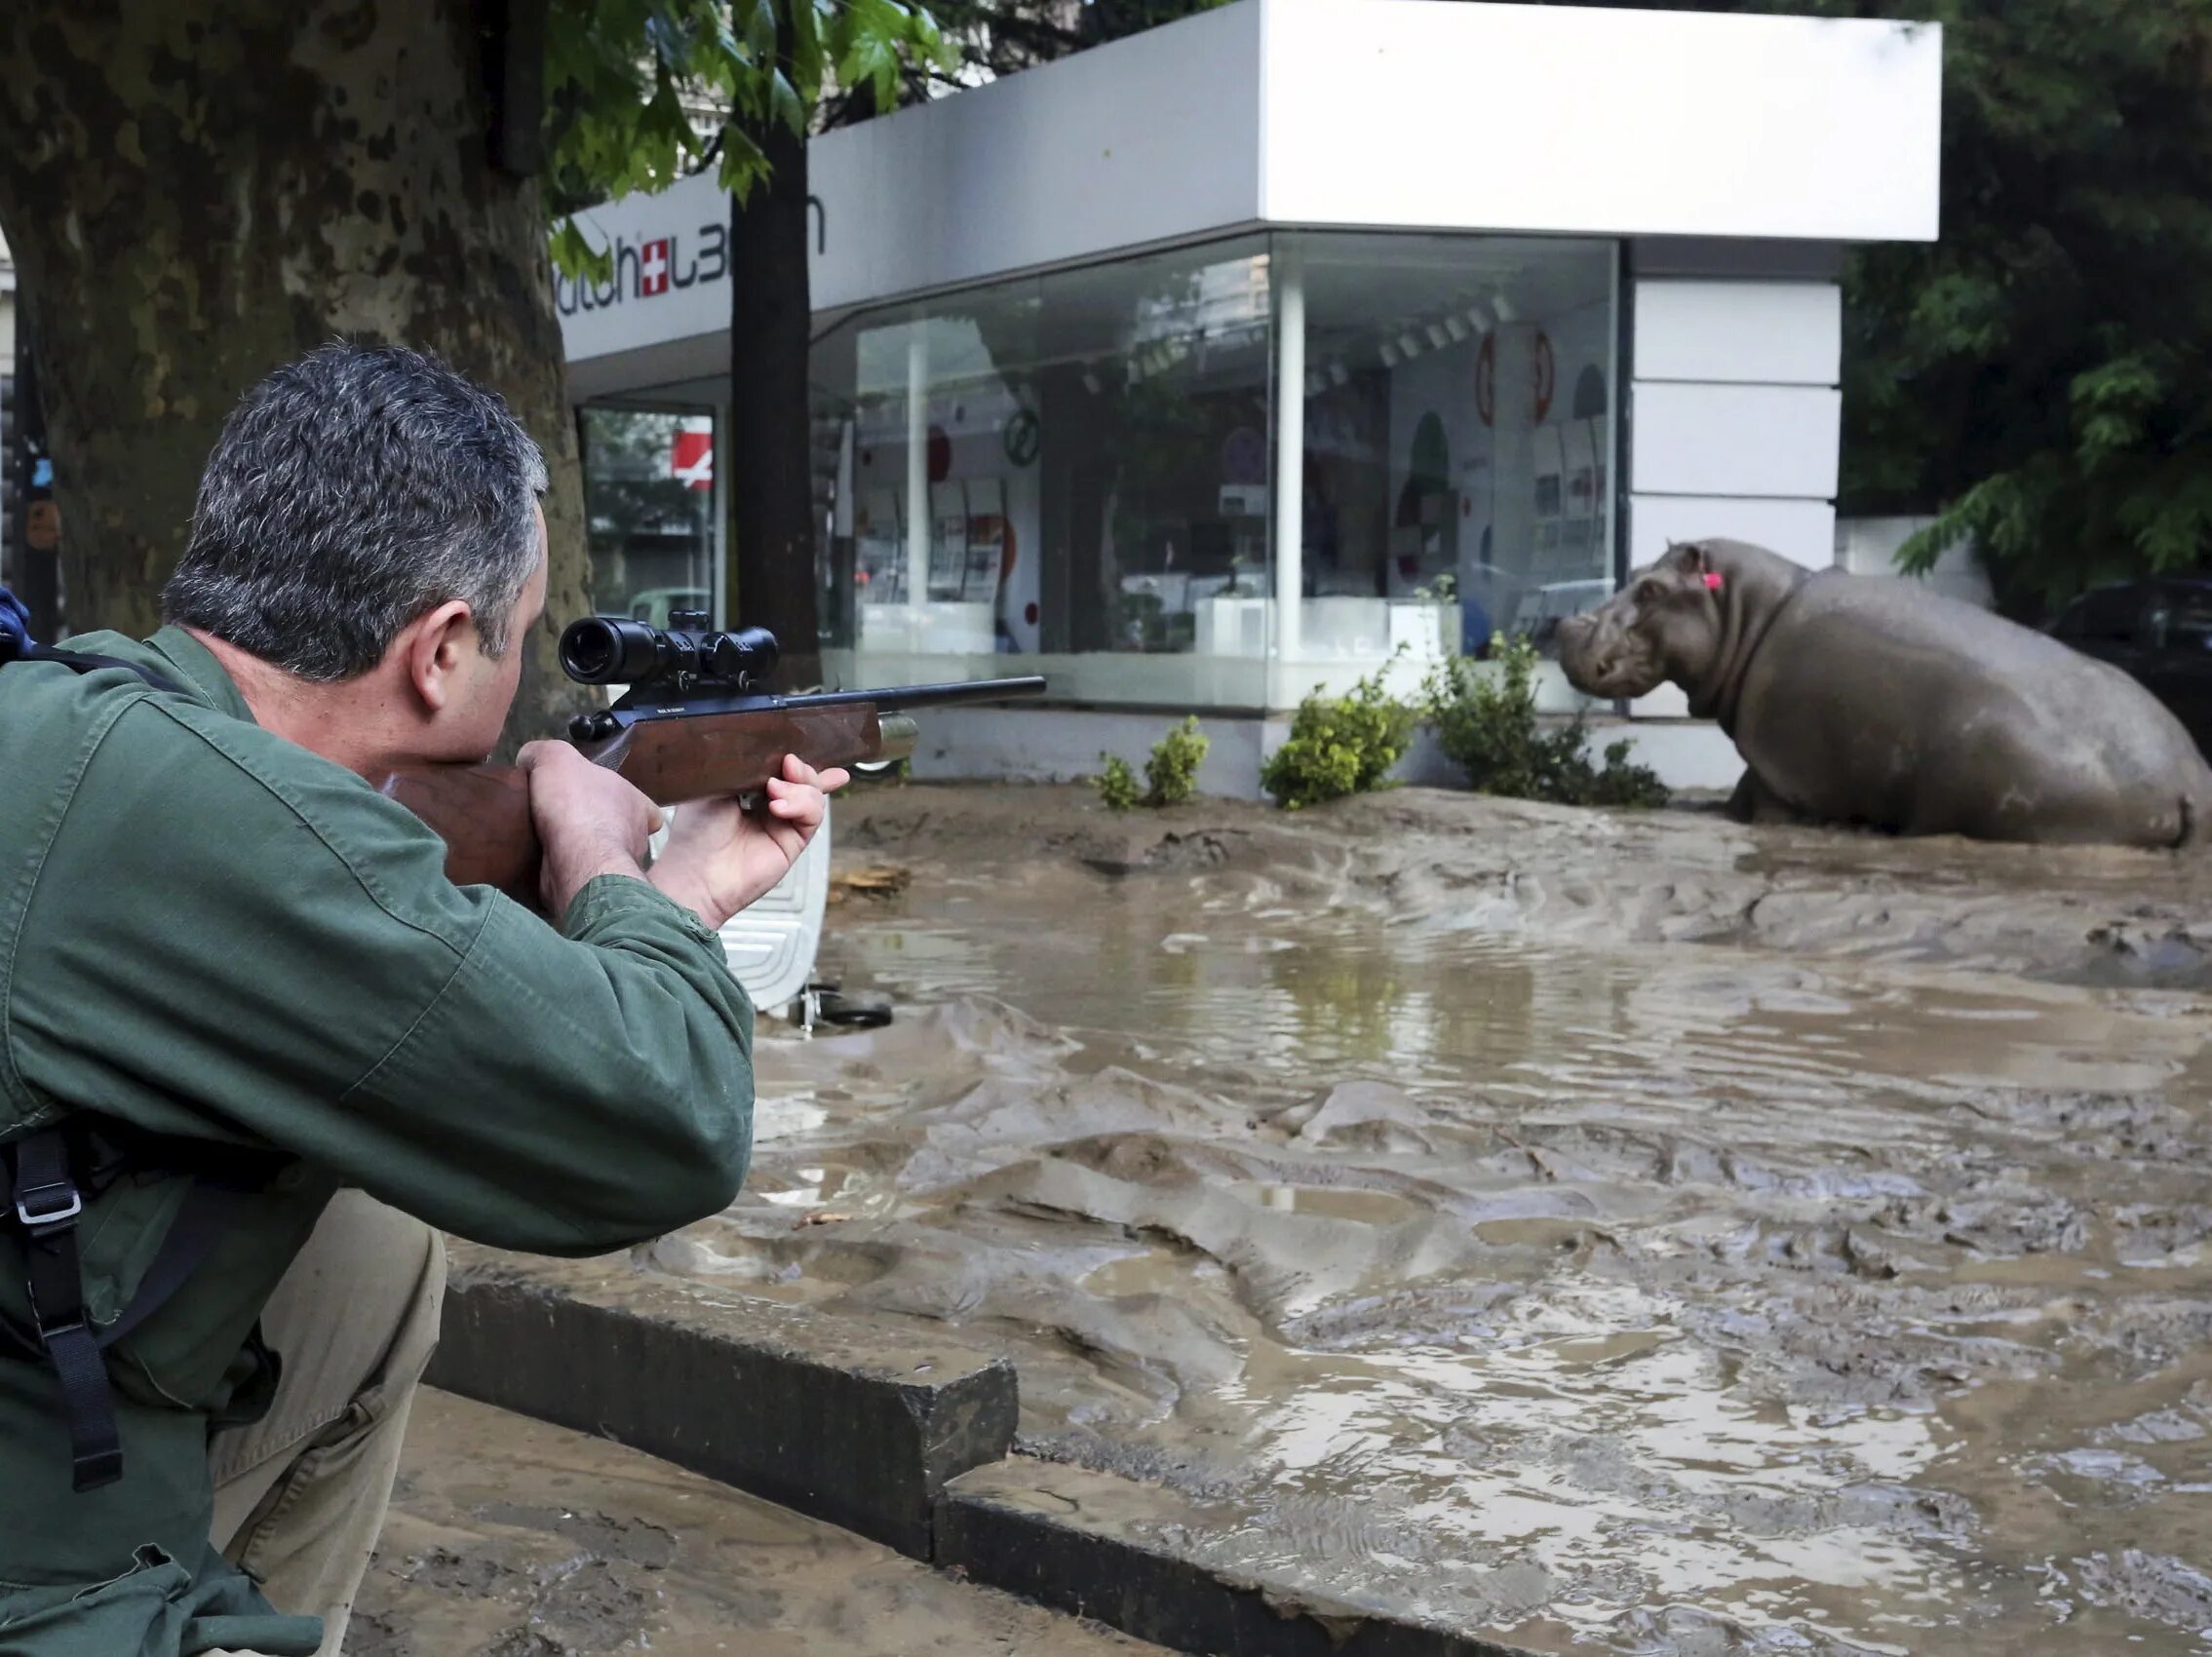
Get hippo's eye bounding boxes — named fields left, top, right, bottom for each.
left=1634, top=580, right=1664, bottom=605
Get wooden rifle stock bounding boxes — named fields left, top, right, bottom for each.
left=373, top=701, right=912, bottom=906
left=371, top=654, right=1043, bottom=906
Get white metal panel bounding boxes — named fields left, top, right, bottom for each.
left=1261, top=0, right=1942, bottom=242
left=1633, top=282, right=1842, bottom=386
left=1630, top=383, right=1842, bottom=500
left=807, top=5, right=1264, bottom=315
left=1630, top=495, right=1838, bottom=571
left=1836, top=514, right=1996, bottom=608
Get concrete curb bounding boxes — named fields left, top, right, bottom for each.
left=430, top=1250, right=1536, bottom=1657
left=938, top=1458, right=1533, bottom=1657
left=425, top=1246, right=1018, bottom=1560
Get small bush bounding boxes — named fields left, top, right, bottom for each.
left=1094, top=753, right=1143, bottom=812
left=1092, top=716, right=1211, bottom=811
left=1261, top=665, right=1419, bottom=811
left=1422, top=636, right=1668, bottom=809
left=1145, top=715, right=1209, bottom=806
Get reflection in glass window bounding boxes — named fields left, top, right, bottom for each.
left=813, top=238, right=1272, bottom=661
left=1289, top=232, right=1616, bottom=658
left=578, top=406, right=717, bottom=626
left=808, top=231, right=1618, bottom=705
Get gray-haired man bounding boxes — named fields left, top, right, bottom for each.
left=0, top=343, right=841, bottom=1656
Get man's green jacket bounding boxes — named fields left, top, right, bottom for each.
left=0, top=628, right=756, bottom=1655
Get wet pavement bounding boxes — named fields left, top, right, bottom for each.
left=654, top=786, right=2212, bottom=1656
left=349, top=1388, right=1163, bottom=1655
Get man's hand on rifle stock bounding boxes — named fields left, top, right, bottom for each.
left=648, top=754, right=849, bottom=931
left=517, top=741, right=667, bottom=920
left=519, top=746, right=846, bottom=930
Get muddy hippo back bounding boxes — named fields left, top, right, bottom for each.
left=1738, top=567, right=2212, bottom=848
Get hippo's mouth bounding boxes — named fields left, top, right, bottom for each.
left=1559, top=654, right=1610, bottom=697
left=1564, top=652, right=1664, bottom=701
left=1558, top=611, right=1668, bottom=700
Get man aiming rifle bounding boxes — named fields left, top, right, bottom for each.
left=0, top=343, right=889, bottom=1656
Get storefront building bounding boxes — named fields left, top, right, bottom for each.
left=558, top=0, right=1941, bottom=793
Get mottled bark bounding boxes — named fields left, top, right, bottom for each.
left=726, top=18, right=822, bottom=691
left=0, top=0, right=593, bottom=742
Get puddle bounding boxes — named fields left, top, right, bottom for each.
left=653, top=788, right=2212, bottom=1656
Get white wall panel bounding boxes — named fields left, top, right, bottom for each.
left=1633, top=282, right=1842, bottom=386
left=1630, top=496, right=1838, bottom=571
left=1630, top=383, right=1842, bottom=499
left=1262, top=2, right=1941, bottom=241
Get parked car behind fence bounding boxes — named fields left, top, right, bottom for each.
left=2052, top=578, right=2212, bottom=758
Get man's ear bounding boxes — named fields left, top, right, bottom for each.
left=401, top=598, right=476, bottom=714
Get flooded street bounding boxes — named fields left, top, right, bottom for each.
left=652, top=787, right=2212, bottom=1655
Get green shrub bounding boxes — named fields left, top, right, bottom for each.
left=1421, top=636, right=1668, bottom=809
left=1261, top=665, right=1418, bottom=811
left=1092, top=716, right=1211, bottom=811
left=1094, top=753, right=1143, bottom=812
left=1145, top=715, right=1209, bottom=806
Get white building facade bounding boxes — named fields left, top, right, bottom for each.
left=557, top=0, right=1943, bottom=795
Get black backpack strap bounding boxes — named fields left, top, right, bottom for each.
left=1, top=1126, right=270, bottom=1492
left=8, top=1127, right=123, bottom=1490
left=0, top=638, right=181, bottom=694
left=0, top=587, right=181, bottom=694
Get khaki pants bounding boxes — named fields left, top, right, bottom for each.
left=204, top=1192, right=446, bottom=1657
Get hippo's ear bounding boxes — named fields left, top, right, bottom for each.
left=1663, top=541, right=1710, bottom=576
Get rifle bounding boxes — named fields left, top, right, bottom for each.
left=374, top=612, right=1045, bottom=904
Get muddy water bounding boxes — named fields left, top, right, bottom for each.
left=654, top=789, right=2212, bottom=1656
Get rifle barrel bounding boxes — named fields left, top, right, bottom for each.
left=775, top=675, right=1047, bottom=713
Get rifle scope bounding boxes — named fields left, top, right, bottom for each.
left=559, top=613, right=781, bottom=689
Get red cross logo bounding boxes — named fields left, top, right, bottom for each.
left=640, top=239, right=671, bottom=297
left=670, top=430, right=713, bottom=490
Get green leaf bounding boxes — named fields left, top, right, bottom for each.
left=549, top=216, right=612, bottom=284
left=770, top=67, right=807, bottom=139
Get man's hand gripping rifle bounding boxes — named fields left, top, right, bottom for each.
left=375, top=610, right=1046, bottom=905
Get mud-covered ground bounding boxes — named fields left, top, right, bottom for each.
left=347, top=1388, right=1161, bottom=1655
left=657, top=786, right=2212, bottom=1656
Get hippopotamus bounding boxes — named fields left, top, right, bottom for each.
left=1557, top=538, right=2212, bottom=848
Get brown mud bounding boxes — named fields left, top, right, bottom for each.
left=349, top=1387, right=1162, bottom=1655
left=664, top=786, right=2212, bottom=1656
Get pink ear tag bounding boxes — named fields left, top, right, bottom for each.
left=1702, top=572, right=1726, bottom=592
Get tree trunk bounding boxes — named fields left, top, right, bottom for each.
left=0, top=0, right=593, bottom=744
left=726, top=17, right=823, bottom=691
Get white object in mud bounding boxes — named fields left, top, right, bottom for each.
left=650, top=801, right=830, bottom=1016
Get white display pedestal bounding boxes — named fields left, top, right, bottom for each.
left=857, top=600, right=997, bottom=656
left=1194, top=597, right=1271, bottom=658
